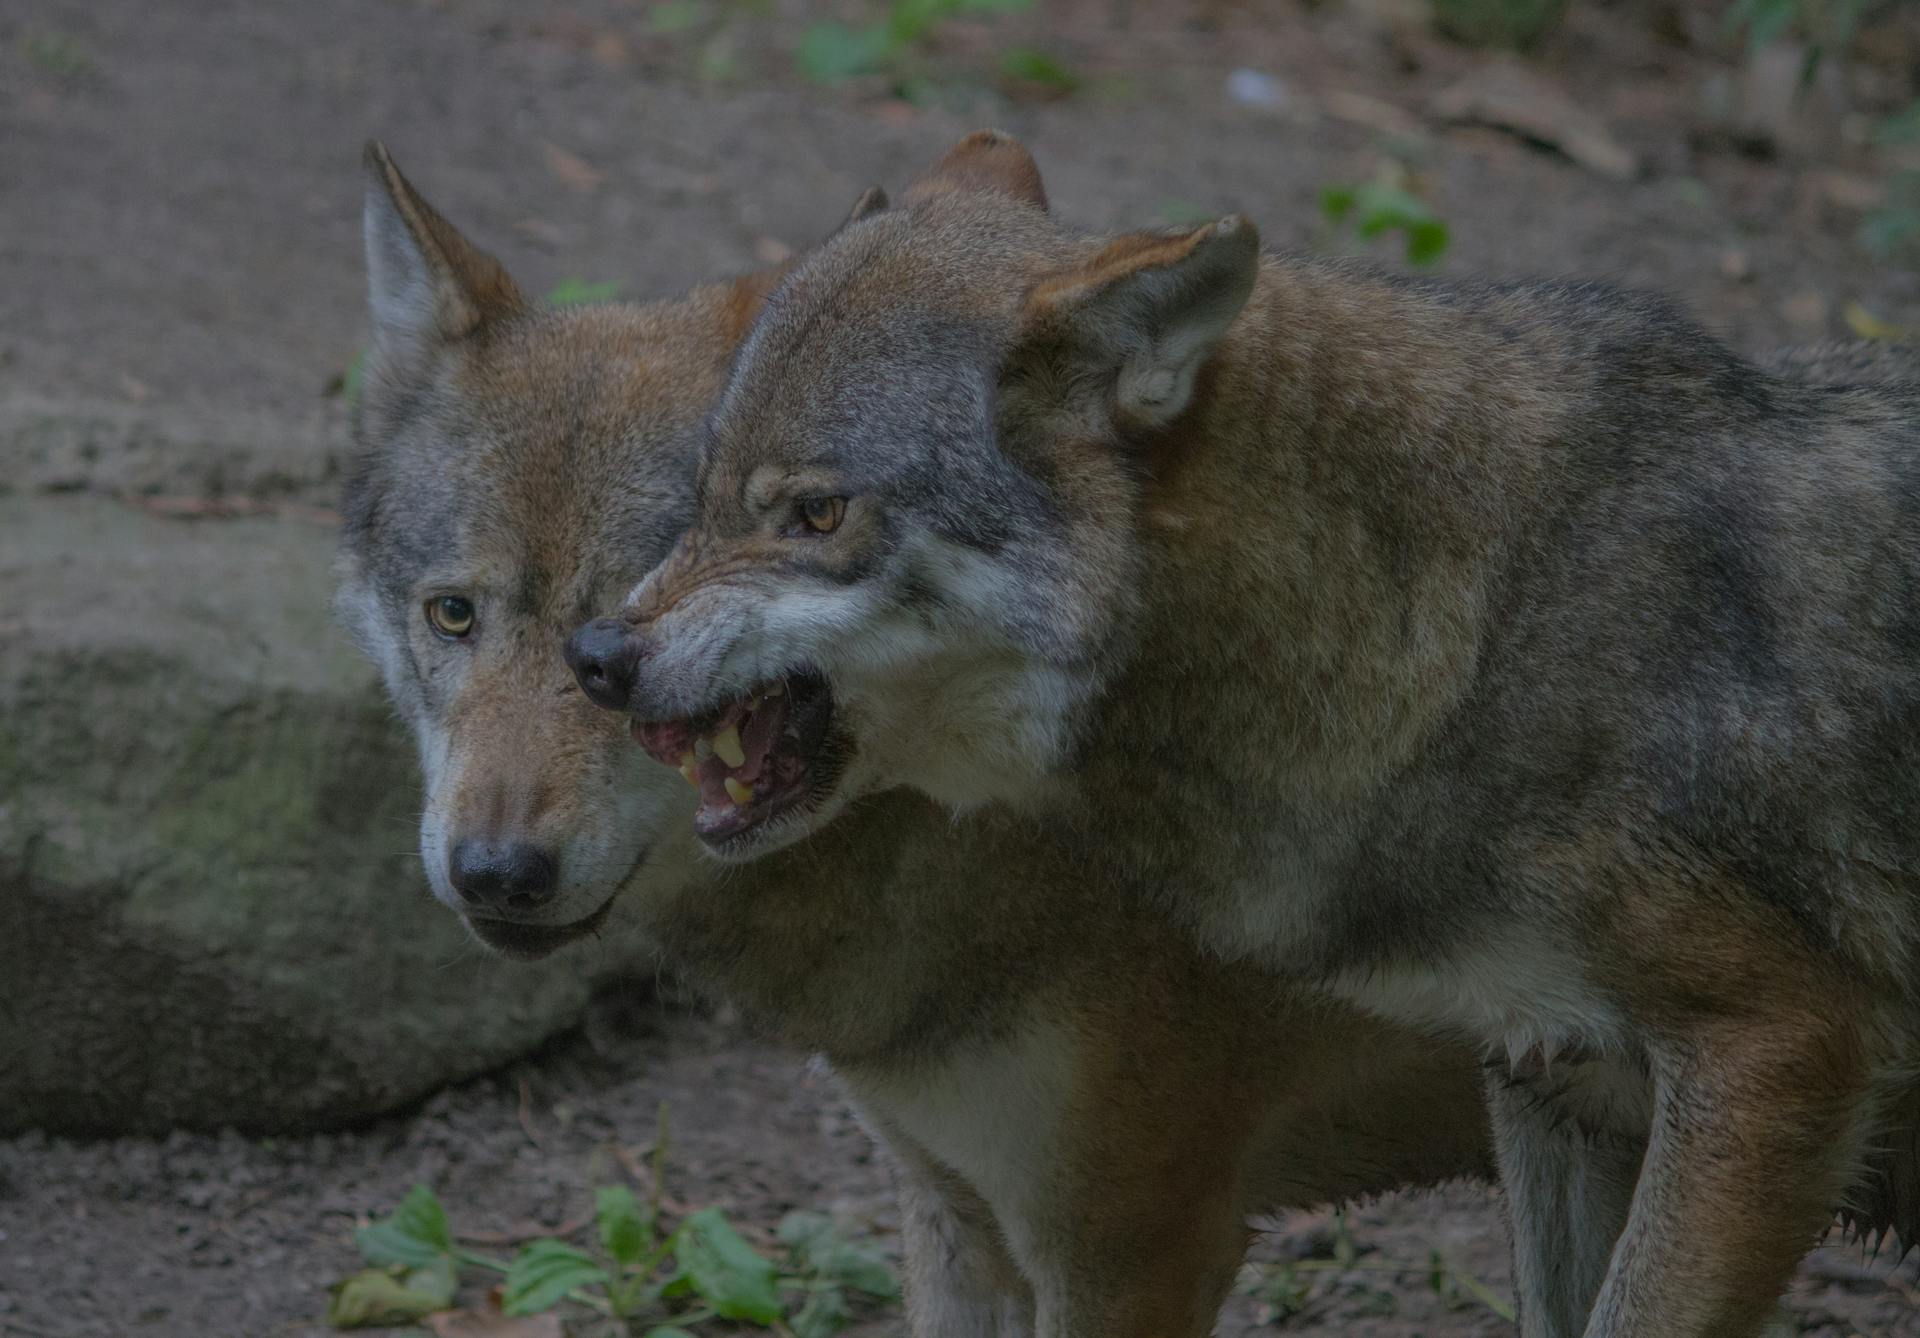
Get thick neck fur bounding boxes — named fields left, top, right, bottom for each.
left=1063, top=255, right=1844, bottom=975
left=1074, top=260, right=1545, bottom=911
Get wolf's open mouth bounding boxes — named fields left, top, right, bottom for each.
left=631, top=671, right=838, bottom=848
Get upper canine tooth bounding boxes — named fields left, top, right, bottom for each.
left=712, top=724, right=746, bottom=768
left=693, top=737, right=714, bottom=762
left=723, top=776, right=754, bottom=805
left=679, top=753, right=698, bottom=788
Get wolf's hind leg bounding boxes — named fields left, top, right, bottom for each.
left=1582, top=1016, right=1871, bottom=1337
left=1487, top=1059, right=1646, bottom=1338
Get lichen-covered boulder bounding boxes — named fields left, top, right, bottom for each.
left=0, top=493, right=630, bottom=1135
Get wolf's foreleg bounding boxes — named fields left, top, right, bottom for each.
left=887, top=1131, right=1036, bottom=1338
left=1581, top=1016, right=1870, bottom=1337
left=1485, top=1060, right=1645, bottom=1338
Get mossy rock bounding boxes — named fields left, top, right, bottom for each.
left=0, top=495, right=632, bottom=1134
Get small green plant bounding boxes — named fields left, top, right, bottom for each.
left=1318, top=170, right=1450, bottom=267
left=1866, top=102, right=1920, bottom=270
left=796, top=0, right=1072, bottom=99
left=646, top=0, right=771, bottom=84
left=546, top=276, right=624, bottom=306
left=20, top=28, right=96, bottom=79
left=328, top=1108, right=898, bottom=1333
left=1725, top=0, right=1885, bottom=80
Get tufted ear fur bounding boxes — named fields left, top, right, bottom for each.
left=1019, top=215, right=1258, bottom=430
left=844, top=185, right=890, bottom=225
left=361, top=141, right=525, bottom=362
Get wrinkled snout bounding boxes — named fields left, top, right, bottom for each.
left=565, top=617, right=643, bottom=712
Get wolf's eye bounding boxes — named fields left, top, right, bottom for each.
left=797, top=496, right=847, bottom=536
left=426, top=595, right=475, bottom=639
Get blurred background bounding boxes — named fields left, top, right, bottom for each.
left=4, top=0, right=1920, bottom=1333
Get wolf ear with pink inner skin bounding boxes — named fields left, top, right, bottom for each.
left=360, top=140, right=526, bottom=364
left=1023, top=215, right=1260, bottom=431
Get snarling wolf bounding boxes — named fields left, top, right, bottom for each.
left=337, top=144, right=1497, bottom=1337
left=580, top=131, right=1920, bottom=1336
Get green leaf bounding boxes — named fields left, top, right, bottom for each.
left=1350, top=183, right=1437, bottom=238
left=1863, top=206, right=1920, bottom=257
left=1405, top=219, right=1450, bottom=266
left=597, top=1185, right=652, bottom=1266
left=643, top=1329, right=701, bottom=1338
left=790, top=1285, right=853, bottom=1338
left=327, top=1258, right=457, bottom=1328
left=674, top=1207, right=783, bottom=1323
left=776, top=1211, right=834, bottom=1253
left=354, top=1185, right=453, bottom=1268
left=649, top=0, right=704, bottom=32
left=546, top=277, right=622, bottom=306
left=795, top=21, right=894, bottom=82
left=1746, top=0, right=1798, bottom=47
left=1318, top=185, right=1357, bottom=225
left=502, top=1239, right=610, bottom=1316
left=998, top=46, right=1078, bottom=92
left=338, top=346, right=367, bottom=406
left=776, top=1211, right=899, bottom=1300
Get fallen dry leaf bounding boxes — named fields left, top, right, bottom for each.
left=1432, top=59, right=1637, bottom=181
left=1843, top=301, right=1915, bottom=342
left=543, top=143, right=604, bottom=194
left=427, top=1308, right=563, bottom=1338
left=1321, top=88, right=1423, bottom=138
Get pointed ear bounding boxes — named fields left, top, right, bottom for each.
left=904, top=129, right=1048, bottom=212
left=361, top=141, right=525, bottom=360
left=718, top=261, right=793, bottom=347
left=1022, top=216, right=1258, bottom=430
left=844, top=185, right=889, bottom=225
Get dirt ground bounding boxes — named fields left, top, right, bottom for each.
left=7, top=0, right=1920, bottom=1333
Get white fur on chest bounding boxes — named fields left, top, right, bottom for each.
left=1330, top=934, right=1629, bottom=1068
left=840, top=1019, right=1076, bottom=1259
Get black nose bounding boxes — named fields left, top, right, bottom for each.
left=565, top=617, right=640, bottom=712
left=448, top=839, right=559, bottom=914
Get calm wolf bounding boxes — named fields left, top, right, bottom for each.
left=337, top=142, right=1497, bottom=1338
left=575, top=131, right=1920, bottom=1336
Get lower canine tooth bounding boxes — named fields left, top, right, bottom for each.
left=712, top=724, right=746, bottom=768
left=679, top=753, right=698, bottom=788
left=723, top=776, right=754, bottom=805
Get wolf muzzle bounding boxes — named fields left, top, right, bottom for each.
left=566, top=617, right=644, bottom=712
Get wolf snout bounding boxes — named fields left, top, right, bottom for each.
left=448, top=837, right=559, bottom=914
left=565, top=617, right=643, bottom=711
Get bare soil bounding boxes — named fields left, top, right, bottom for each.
left=5, top=0, right=1920, bottom=1332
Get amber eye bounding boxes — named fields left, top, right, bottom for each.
left=425, top=595, right=475, bottom=639
left=798, top=496, right=847, bottom=535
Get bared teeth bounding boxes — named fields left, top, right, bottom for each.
left=678, top=752, right=698, bottom=788
left=723, top=776, right=754, bottom=805
left=711, top=724, right=746, bottom=768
